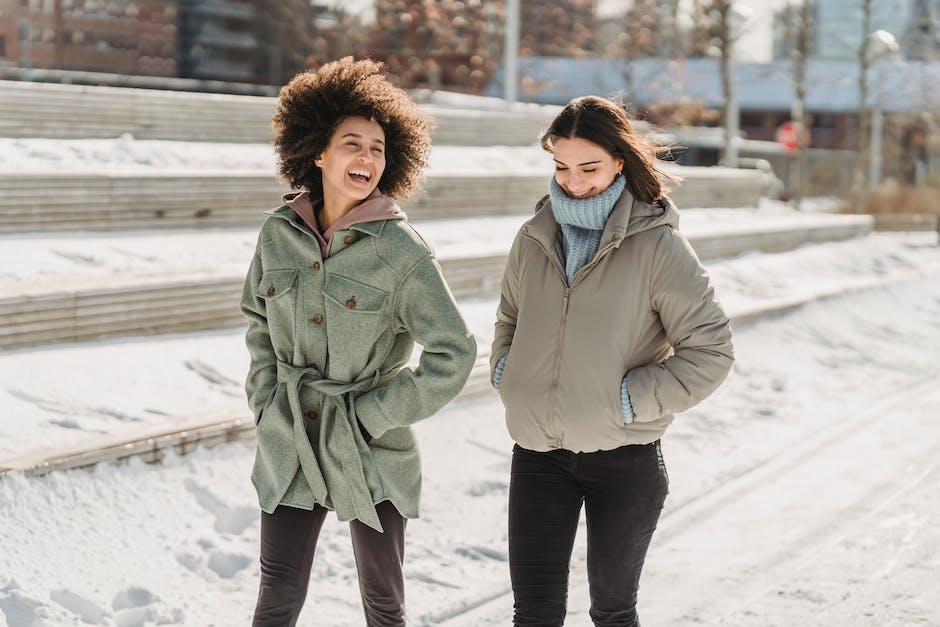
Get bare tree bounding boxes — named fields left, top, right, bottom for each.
left=713, top=0, right=737, bottom=166
left=254, top=0, right=319, bottom=85
left=305, top=3, right=370, bottom=72
left=659, top=0, right=683, bottom=58
left=855, top=0, right=874, bottom=191
left=788, top=0, right=813, bottom=208
left=620, top=0, right=661, bottom=101
left=682, top=0, right=741, bottom=165
left=687, top=0, right=720, bottom=58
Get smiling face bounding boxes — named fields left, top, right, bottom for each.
left=551, top=136, right=624, bottom=200
left=315, top=115, right=387, bottom=211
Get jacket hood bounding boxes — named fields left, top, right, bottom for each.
left=279, top=189, right=406, bottom=258
left=620, top=194, right=679, bottom=238
left=282, top=188, right=406, bottom=232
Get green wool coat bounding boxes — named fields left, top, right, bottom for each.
left=241, top=205, right=476, bottom=531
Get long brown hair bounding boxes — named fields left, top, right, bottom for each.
left=540, top=96, right=675, bottom=203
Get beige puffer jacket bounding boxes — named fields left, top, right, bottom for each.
left=491, top=189, right=733, bottom=453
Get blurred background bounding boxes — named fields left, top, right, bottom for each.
left=1, top=0, right=939, bottom=210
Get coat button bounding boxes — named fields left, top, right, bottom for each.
left=266, top=286, right=276, bottom=296
left=306, top=410, right=317, bottom=420
left=343, top=235, right=354, bottom=245
left=311, top=261, right=320, bottom=271
left=311, top=314, right=323, bottom=324
left=345, top=298, right=356, bottom=310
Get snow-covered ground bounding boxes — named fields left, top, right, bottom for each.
left=0, top=137, right=551, bottom=176
left=0, top=204, right=870, bottom=293
left=1, top=231, right=937, bottom=465
left=2, top=132, right=939, bottom=626
left=0, top=136, right=758, bottom=179
left=2, top=257, right=939, bottom=626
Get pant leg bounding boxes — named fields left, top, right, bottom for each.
left=581, top=441, right=669, bottom=627
left=509, top=444, right=585, bottom=626
left=349, top=500, right=408, bottom=627
left=252, top=504, right=329, bottom=627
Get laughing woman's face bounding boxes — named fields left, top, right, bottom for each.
left=316, top=116, right=387, bottom=207
left=551, top=137, right=623, bottom=200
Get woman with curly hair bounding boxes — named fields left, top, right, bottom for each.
left=241, top=56, right=477, bottom=626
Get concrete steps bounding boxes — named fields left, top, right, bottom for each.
left=870, top=213, right=939, bottom=232
left=0, top=80, right=557, bottom=146
left=0, top=167, right=774, bottom=233
left=0, top=81, right=867, bottom=359
left=0, top=212, right=872, bottom=350
left=0, top=171, right=546, bottom=232
left=3, top=260, right=921, bottom=478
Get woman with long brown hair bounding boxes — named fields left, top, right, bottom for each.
left=491, top=95, right=734, bottom=626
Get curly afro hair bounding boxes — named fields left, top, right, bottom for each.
left=272, top=56, right=433, bottom=201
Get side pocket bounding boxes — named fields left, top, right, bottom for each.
left=257, top=385, right=278, bottom=425
left=496, top=350, right=511, bottom=398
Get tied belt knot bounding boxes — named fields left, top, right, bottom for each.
left=276, top=360, right=395, bottom=531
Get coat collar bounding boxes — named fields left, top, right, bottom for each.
left=266, top=205, right=390, bottom=237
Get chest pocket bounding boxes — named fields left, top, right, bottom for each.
left=256, top=269, right=298, bottom=301
left=323, top=273, right=388, bottom=313
left=323, top=273, right=390, bottom=373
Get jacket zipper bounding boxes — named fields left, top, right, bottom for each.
left=523, top=233, right=569, bottom=445
left=547, top=288, right=570, bottom=446
left=523, top=231, right=622, bottom=447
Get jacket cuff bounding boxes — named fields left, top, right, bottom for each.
left=492, top=355, right=508, bottom=390
left=620, top=374, right=635, bottom=425
left=355, top=390, right=394, bottom=441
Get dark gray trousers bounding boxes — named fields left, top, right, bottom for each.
left=509, top=442, right=669, bottom=627
left=252, top=500, right=407, bottom=627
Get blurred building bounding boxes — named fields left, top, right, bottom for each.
left=485, top=55, right=940, bottom=146
left=177, top=0, right=254, bottom=82
left=178, top=0, right=315, bottom=85
left=814, top=0, right=909, bottom=59
left=905, top=0, right=940, bottom=60
left=0, top=0, right=177, bottom=76
left=774, top=0, right=940, bottom=61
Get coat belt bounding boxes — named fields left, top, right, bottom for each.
left=276, top=360, right=394, bottom=532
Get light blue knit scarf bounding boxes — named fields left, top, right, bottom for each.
left=549, top=174, right=626, bottom=283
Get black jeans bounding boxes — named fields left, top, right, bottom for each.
left=252, top=501, right=407, bottom=627
left=509, top=442, right=669, bottom=627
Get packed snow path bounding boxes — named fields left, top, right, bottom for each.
left=2, top=251, right=939, bottom=626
